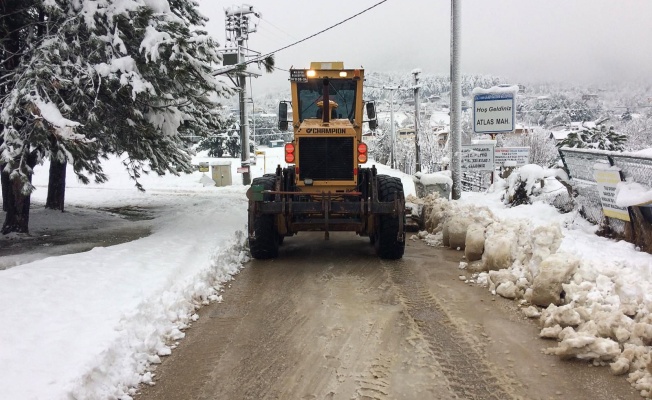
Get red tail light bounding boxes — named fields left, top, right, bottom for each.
left=285, top=143, right=295, bottom=163
left=357, top=142, right=368, bottom=163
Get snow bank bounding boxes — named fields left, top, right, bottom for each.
left=413, top=179, right=652, bottom=398
left=472, top=85, right=519, bottom=96
left=0, top=155, right=253, bottom=400
left=616, top=180, right=652, bottom=207
left=71, top=233, right=249, bottom=399
left=413, top=170, right=453, bottom=186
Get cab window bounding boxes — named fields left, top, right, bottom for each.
left=297, top=79, right=356, bottom=122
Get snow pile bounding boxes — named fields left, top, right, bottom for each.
left=414, top=182, right=652, bottom=397
left=472, top=85, right=520, bottom=96
left=71, top=232, right=249, bottom=400
left=616, top=179, right=652, bottom=207
left=413, top=170, right=453, bottom=187
left=0, top=155, right=253, bottom=400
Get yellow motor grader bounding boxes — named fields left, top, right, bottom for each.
left=247, top=62, right=405, bottom=259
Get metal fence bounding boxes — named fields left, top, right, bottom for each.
left=461, top=171, right=492, bottom=192
left=558, top=147, right=652, bottom=233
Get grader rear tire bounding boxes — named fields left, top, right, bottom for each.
left=375, top=175, right=405, bottom=260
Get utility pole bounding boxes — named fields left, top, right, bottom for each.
left=450, top=0, right=462, bottom=199
left=390, top=89, right=396, bottom=169
left=412, top=69, right=422, bottom=173
left=224, top=5, right=261, bottom=185
left=238, top=75, right=251, bottom=184
left=383, top=85, right=400, bottom=169
left=251, top=92, right=256, bottom=153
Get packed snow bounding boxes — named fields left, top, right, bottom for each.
left=1, top=148, right=652, bottom=399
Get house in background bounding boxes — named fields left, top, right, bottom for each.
left=549, top=121, right=596, bottom=143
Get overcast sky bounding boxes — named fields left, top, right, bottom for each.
left=196, top=0, right=652, bottom=92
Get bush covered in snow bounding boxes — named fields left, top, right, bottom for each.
left=502, top=164, right=546, bottom=206
left=496, top=164, right=573, bottom=213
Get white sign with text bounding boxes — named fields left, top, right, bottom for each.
left=461, top=144, right=495, bottom=171
left=593, top=167, right=630, bottom=221
left=495, top=147, right=530, bottom=167
left=473, top=92, right=515, bottom=134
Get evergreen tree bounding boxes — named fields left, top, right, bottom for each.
left=225, top=131, right=241, bottom=158
left=558, top=123, right=626, bottom=151
left=620, top=110, right=632, bottom=122
left=0, top=0, right=44, bottom=230
left=1, top=0, right=233, bottom=233
left=197, top=135, right=226, bottom=158
left=197, top=114, right=239, bottom=157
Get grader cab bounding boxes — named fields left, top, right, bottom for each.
left=247, top=62, right=405, bottom=259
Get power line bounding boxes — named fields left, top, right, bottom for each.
left=256, top=23, right=294, bottom=48
left=259, top=18, right=299, bottom=41
left=214, top=0, right=389, bottom=75
left=259, top=0, right=389, bottom=61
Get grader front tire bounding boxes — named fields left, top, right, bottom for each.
left=249, top=176, right=279, bottom=259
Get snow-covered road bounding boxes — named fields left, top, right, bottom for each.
left=1, top=148, right=651, bottom=399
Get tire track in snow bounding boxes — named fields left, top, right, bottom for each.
left=386, top=261, right=517, bottom=400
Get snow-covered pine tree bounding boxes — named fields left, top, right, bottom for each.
left=0, top=0, right=45, bottom=231
left=1, top=0, right=234, bottom=233
left=558, top=122, right=626, bottom=151
left=197, top=114, right=239, bottom=157
left=197, top=135, right=226, bottom=158
left=225, top=131, right=241, bottom=158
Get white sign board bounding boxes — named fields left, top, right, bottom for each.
left=495, top=147, right=530, bottom=167
left=461, top=144, right=495, bottom=171
left=593, top=167, right=630, bottom=221
left=473, top=93, right=515, bottom=134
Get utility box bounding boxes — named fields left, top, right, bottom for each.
left=211, top=161, right=232, bottom=187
